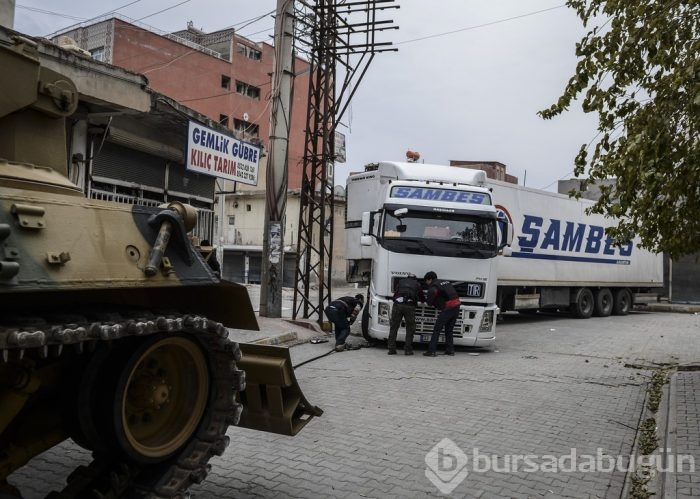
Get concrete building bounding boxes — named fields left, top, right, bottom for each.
left=51, top=16, right=310, bottom=187
left=450, top=160, right=518, bottom=184
left=557, top=178, right=617, bottom=201
left=51, top=15, right=349, bottom=286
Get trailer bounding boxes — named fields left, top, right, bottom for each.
left=489, top=178, right=663, bottom=317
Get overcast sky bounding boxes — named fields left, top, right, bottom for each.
left=15, top=0, right=598, bottom=191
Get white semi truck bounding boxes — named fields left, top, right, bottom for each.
left=345, top=161, right=663, bottom=348
left=345, top=161, right=510, bottom=348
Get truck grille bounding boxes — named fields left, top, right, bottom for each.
left=413, top=306, right=474, bottom=336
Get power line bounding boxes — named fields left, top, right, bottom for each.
left=136, top=0, right=192, bottom=22
left=16, top=5, right=86, bottom=21
left=395, top=4, right=567, bottom=45
left=45, top=0, right=143, bottom=37
left=226, top=9, right=275, bottom=32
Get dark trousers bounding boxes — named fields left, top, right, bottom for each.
left=388, top=302, right=416, bottom=352
left=428, top=305, right=459, bottom=353
left=325, top=305, right=350, bottom=346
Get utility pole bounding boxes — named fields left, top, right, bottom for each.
left=293, top=0, right=398, bottom=324
left=259, top=0, right=295, bottom=317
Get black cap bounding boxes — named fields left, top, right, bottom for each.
left=424, top=271, right=437, bottom=281
left=355, top=293, right=364, bottom=302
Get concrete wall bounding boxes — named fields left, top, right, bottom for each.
left=670, top=256, right=700, bottom=303
left=0, top=0, right=15, bottom=28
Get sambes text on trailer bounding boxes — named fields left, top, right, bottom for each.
left=186, top=121, right=260, bottom=186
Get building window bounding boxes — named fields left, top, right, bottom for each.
left=236, top=43, right=261, bottom=61
left=219, top=114, right=229, bottom=127
left=90, top=46, right=105, bottom=61
left=221, top=75, right=231, bottom=90
left=228, top=215, right=235, bottom=225
left=234, top=118, right=259, bottom=138
left=246, top=204, right=252, bottom=212
left=235, top=81, right=260, bottom=100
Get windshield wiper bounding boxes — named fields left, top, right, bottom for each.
left=455, top=248, right=496, bottom=259
left=399, top=237, right=434, bottom=255
left=441, top=239, right=495, bottom=250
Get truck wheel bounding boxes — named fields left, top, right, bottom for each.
left=594, top=288, right=613, bottom=317
left=572, top=288, right=594, bottom=319
left=612, top=288, right=632, bottom=315
left=361, top=299, right=372, bottom=341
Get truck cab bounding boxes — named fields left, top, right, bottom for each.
left=345, top=161, right=510, bottom=348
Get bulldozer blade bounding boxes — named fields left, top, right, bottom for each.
left=236, top=343, right=323, bottom=435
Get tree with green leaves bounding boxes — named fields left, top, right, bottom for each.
left=539, top=0, right=699, bottom=259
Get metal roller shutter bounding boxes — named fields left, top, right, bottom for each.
left=93, top=141, right=165, bottom=189
left=223, top=252, right=246, bottom=283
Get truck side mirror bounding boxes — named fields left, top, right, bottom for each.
left=498, top=220, right=513, bottom=249
left=361, top=211, right=371, bottom=235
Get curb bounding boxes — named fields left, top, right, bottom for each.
left=642, top=304, right=700, bottom=314
left=622, top=370, right=670, bottom=499
left=660, top=372, right=678, bottom=499
left=252, top=331, right=298, bottom=346
left=282, top=319, right=326, bottom=334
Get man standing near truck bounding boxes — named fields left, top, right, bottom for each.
left=423, top=271, right=460, bottom=356
left=388, top=274, right=425, bottom=355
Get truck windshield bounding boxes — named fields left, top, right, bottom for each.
left=381, top=209, right=497, bottom=257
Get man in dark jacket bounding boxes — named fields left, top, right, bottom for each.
left=423, top=271, right=461, bottom=356
left=325, top=294, right=364, bottom=352
left=388, top=275, right=425, bottom=355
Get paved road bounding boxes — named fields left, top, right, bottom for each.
left=8, top=309, right=700, bottom=498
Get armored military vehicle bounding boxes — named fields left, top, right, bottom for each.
left=0, top=28, right=320, bottom=498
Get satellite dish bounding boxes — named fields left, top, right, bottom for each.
left=243, top=112, right=249, bottom=121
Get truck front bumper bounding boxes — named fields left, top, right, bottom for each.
left=369, top=300, right=497, bottom=348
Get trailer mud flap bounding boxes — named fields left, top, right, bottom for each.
left=236, top=343, right=323, bottom=435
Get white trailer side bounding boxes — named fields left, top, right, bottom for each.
left=488, top=178, right=663, bottom=317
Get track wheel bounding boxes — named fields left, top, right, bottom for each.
left=593, top=288, right=613, bottom=317
left=571, top=288, right=594, bottom=319
left=114, top=334, right=209, bottom=463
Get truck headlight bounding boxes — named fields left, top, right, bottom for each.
left=479, top=310, right=494, bottom=332
left=378, top=302, right=390, bottom=325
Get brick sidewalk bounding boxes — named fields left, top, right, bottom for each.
left=7, top=309, right=700, bottom=498
left=668, top=371, right=700, bottom=498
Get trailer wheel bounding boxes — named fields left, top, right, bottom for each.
left=593, top=288, right=613, bottom=317
left=572, top=288, right=594, bottom=319
left=612, top=288, right=632, bottom=316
